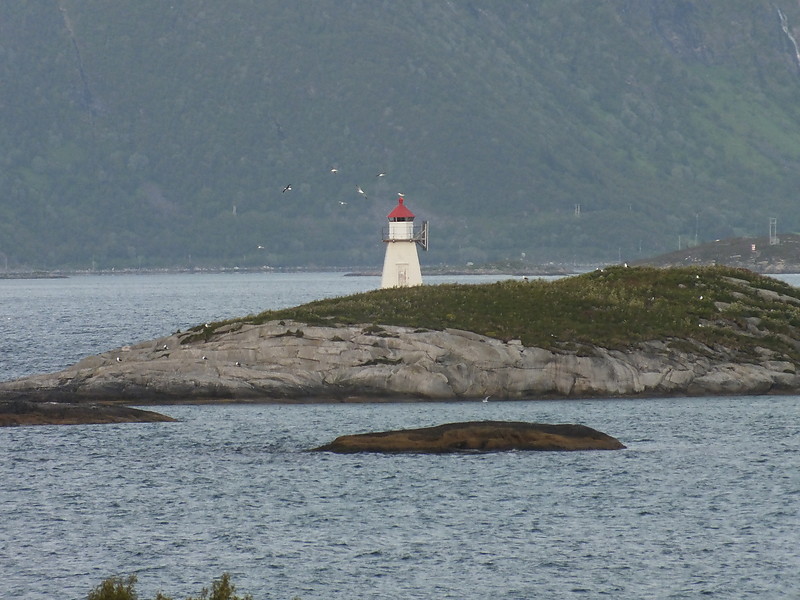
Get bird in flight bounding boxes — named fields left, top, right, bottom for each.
left=356, top=185, right=367, bottom=200
left=339, top=200, right=347, bottom=206
left=330, top=167, right=339, bottom=174
left=376, top=172, right=386, bottom=177
left=282, top=184, right=292, bottom=193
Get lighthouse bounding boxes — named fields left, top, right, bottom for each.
left=381, top=196, right=428, bottom=288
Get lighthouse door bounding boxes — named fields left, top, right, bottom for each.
left=396, top=263, right=408, bottom=286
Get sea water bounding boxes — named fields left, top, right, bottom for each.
left=1, top=272, right=799, bottom=599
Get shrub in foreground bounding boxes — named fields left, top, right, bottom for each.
left=87, top=573, right=259, bottom=600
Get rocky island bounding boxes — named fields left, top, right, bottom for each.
left=313, top=421, right=626, bottom=453
left=2, top=266, right=800, bottom=424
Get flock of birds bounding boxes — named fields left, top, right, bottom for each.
left=281, top=169, right=399, bottom=206
left=248, top=168, right=410, bottom=255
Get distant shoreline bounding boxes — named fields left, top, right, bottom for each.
left=5, top=251, right=800, bottom=279
left=345, top=266, right=578, bottom=277
left=0, top=272, right=68, bottom=280
left=0, top=264, right=583, bottom=279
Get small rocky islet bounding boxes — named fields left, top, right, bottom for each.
left=312, top=421, right=626, bottom=453
left=2, top=265, right=800, bottom=429
left=0, top=400, right=176, bottom=427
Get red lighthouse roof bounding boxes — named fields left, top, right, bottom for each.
left=387, top=196, right=415, bottom=219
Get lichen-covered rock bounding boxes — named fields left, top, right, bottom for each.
left=312, top=421, right=626, bottom=453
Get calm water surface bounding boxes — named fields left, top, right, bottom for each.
left=1, top=272, right=799, bottom=599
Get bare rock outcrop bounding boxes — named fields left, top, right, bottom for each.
left=312, top=421, right=626, bottom=453
left=0, top=318, right=798, bottom=403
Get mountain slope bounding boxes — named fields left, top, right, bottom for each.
left=3, top=1, right=800, bottom=269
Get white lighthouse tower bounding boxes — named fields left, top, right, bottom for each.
left=381, top=196, right=428, bottom=288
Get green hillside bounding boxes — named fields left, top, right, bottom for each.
left=3, top=1, right=800, bottom=270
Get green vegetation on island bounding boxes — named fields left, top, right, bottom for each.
left=195, top=266, right=800, bottom=361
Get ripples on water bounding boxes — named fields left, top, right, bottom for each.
left=2, top=397, right=799, bottom=599
left=2, top=273, right=800, bottom=598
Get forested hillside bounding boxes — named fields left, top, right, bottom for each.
left=3, top=1, right=800, bottom=270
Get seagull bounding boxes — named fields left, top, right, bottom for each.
left=330, top=167, right=339, bottom=174
left=116, top=357, right=122, bottom=362
left=339, top=201, right=347, bottom=205
left=397, top=192, right=405, bottom=197
left=202, top=356, right=208, bottom=360
left=482, top=395, right=490, bottom=403
left=162, top=344, right=168, bottom=350
left=257, top=245, right=265, bottom=249
left=376, top=172, right=386, bottom=177
left=235, top=361, right=241, bottom=367
left=282, top=184, right=292, bottom=193
left=356, top=185, right=367, bottom=200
